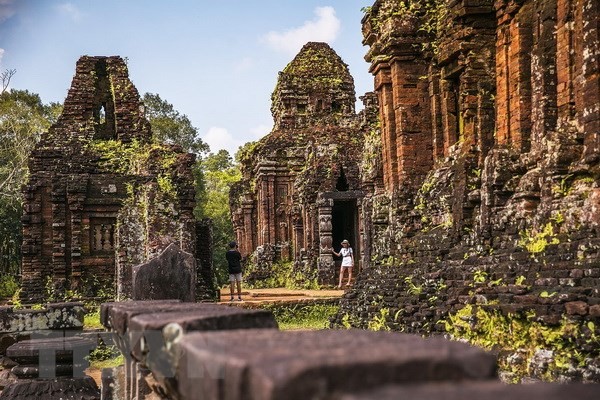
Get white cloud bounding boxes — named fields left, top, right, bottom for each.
left=0, top=0, right=17, bottom=23
left=56, top=3, right=83, bottom=22
left=262, top=6, right=341, bottom=56
left=203, top=127, right=243, bottom=156
left=203, top=124, right=271, bottom=156
left=0, top=48, right=4, bottom=66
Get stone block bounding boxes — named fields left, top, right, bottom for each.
left=0, top=369, right=16, bottom=390
left=0, top=376, right=100, bottom=400
left=6, top=336, right=95, bottom=379
left=128, top=304, right=278, bottom=362
left=100, top=300, right=182, bottom=333
left=339, top=381, right=600, bottom=400
left=565, top=301, right=589, bottom=315
left=100, top=366, right=121, bottom=400
left=0, top=302, right=85, bottom=334
left=174, top=329, right=497, bottom=400
left=132, top=243, right=196, bottom=302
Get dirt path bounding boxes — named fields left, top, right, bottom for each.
left=86, top=367, right=102, bottom=387
left=218, top=287, right=345, bottom=304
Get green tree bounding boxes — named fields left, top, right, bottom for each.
left=195, top=150, right=241, bottom=286
left=142, top=92, right=209, bottom=154
left=142, top=92, right=241, bottom=286
left=204, top=149, right=233, bottom=172
left=0, top=87, right=61, bottom=275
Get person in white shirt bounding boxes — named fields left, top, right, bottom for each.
left=332, top=239, right=354, bottom=288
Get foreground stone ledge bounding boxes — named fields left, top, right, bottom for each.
left=0, top=302, right=85, bottom=334
left=99, top=301, right=279, bottom=399
left=102, top=301, right=278, bottom=365
left=340, top=381, right=600, bottom=400
left=100, top=300, right=182, bottom=333
left=101, top=301, right=277, bottom=336
left=174, top=329, right=497, bottom=400
left=0, top=376, right=99, bottom=400
left=129, top=305, right=278, bottom=362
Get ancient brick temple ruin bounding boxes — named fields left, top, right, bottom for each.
left=20, top=56, right=206, bottom=302
left=230, top=42, right=377, bottom=284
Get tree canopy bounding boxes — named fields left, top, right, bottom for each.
left=142, top=92, right=209, bottom=155
left=142, top=92, right=241, bottom=286
left=0, top=86, right=62, bottom=274
left=195, top=150, right=241, bottom=285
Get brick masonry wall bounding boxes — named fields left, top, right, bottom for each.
left=340, top=0, right=600, bottom=382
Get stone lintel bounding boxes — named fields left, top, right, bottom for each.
left=0, top=302, right=85, bottom=334
left=320, top=190, right=365, bottom=200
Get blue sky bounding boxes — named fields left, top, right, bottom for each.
left=0, top=0, right=373, bottom=155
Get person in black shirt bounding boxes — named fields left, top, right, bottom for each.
left=226, top=241, right=243, bottom=301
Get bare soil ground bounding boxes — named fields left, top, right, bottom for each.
left=86, top=367, right=102, bottom=387
left=218, top=287, right=344, bottom=304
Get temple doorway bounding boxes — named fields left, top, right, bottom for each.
left=332, top=199, right=359, bottom=278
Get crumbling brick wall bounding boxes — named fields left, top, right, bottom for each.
left=21, top=56, right=199, bottom=302
left=335, top=0, right=600, bottom=382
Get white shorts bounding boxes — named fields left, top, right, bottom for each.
left=229, top=273, right=242, bottom=282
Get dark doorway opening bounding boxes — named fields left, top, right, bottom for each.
left=332, top=199, right=358, bottom=280
left=336, top=167, right=349, bottom=191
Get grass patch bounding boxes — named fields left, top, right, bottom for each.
left=84, top=306, right=103, bottom=330
left=90, top=353, right=124, bottom=370
left=259, top=302, right=339, bottom=330
left=0, top=275, right=19, bottom=298
left=88, top=343, right=123, bottom=370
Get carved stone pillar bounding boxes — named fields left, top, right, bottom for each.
left=291, top=205, right=303, bottom=258
left=357, top=196, right=369, bottom=272
left=317, top=196, right=334, bottom=285
left=580, top=0, right=600, bottom=160
left=51, top=179, right=68, bottom=292
left=241, top=197, right=254, bottom=254
left=266, top=175, right=276, bottom=246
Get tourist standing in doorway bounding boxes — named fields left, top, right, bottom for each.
left=332, top=239, right=354, bottom=288
left=226, top=241, right=243, bottom=301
